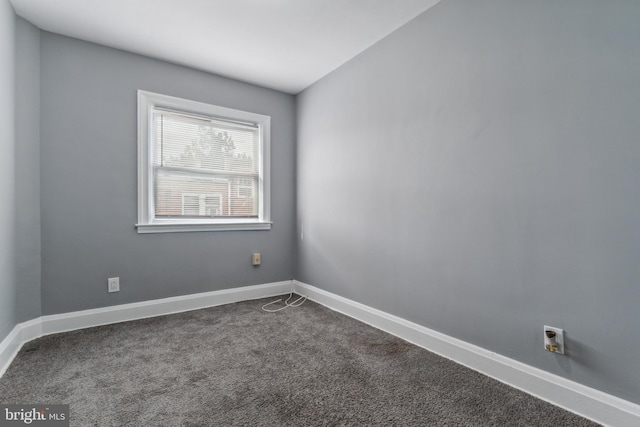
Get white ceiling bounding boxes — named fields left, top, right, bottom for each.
left=10, top=0, right=440, bottom=94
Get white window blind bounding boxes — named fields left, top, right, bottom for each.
left=137, top=91, right=271, bottom=233
left=152, top=109, right=260, bottom=219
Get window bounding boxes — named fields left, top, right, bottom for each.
left=137, top=91, right=271, bottom=233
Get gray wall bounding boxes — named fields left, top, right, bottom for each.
left=15, top=17, right=41, bottom=323
left=0, top=0, right=16, bottom=339
left=297, top=0, right=640, bottom=404
left=40, top=33, right=296, bottom=315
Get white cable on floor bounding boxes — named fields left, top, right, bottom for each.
left=261, top=291, right=307, bottom=313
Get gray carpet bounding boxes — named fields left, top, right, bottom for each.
left=0, top=296, right=599, bottom=426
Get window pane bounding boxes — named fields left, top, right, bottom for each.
left=152, top=109, right=261, bottom=219
left=154, top=170, right=258, bottom=218
left=153, top=111, right=259, bottom=174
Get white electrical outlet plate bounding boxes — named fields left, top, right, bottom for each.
left=252, top=253, right=261, bottom=266
left=544, top=325, right=564, bottom=355
left=108, top=277, right=120, bottom=293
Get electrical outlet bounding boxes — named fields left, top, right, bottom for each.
left=544, top=326, right=564, bottom=354
left=108, top=277, right=120, bottom=293
left=252, top=253, right=261, bottom=266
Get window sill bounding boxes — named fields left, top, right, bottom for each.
left=135, top=221, right=272, bottom=234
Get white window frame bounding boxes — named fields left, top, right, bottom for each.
left=136, top=90, right=271, bottom=233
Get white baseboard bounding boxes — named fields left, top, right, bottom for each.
left=293, top=280, right=640, bottom=427
left=0, top=280, right=292, bottom=378
left=0, top=318, right=41, bottom=378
